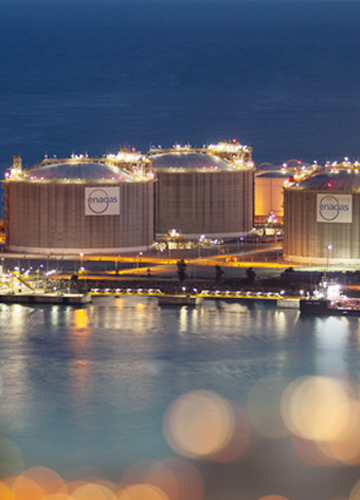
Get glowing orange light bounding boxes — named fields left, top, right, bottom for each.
left=161, top=458, right=203, bottom=500
left=11, top=475, right=45, bottom=500
left=258, top=496, right=289, bottom=500
left=163, top=390, right=235, bottom=459
left=117, top=484, right=168, bottom=500
left=20, top=466, right=68, bottom=496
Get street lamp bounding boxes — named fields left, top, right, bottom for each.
left=80, top=253, right=84, bottom=274
left=325, top=244, right=332, bottom=282
left=137, top=251, right=143, bottom=269
left=198, top=234, right=205, bottom=259
left=305, top=252, right=312, bottom=290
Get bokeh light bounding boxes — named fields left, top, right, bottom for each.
left=247, top=375, right=289, bottom=439
left=117, top=484, right=168, bottom=500
left=0, top=437, right=25, bottom=477
left=329, top=400, right=360, bottom=465
left=0, top=480, right=15, bottom=500
left=291, top=434, right=336, bottom=467
left=210, top=401, right=253, bottom=462
left=161, top=458, right=203, bottom=500
left=19, top=467, right=68, bottom=496
left=350, top=478, right=360, bottom=500
left=163, top=390, right=235, bottom=459
left=145, top=461, right=179, bottom=500
left=71, top=483, right=117, bottom=500
left=281, top=376, right=354, bottom=442
left=11, top=475, right=45, bottom=500
left=43, top=495, right=74, bottom=500
left=258, top=496, right=289, bottom=500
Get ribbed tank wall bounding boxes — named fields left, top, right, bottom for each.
left=6, top=181, right=154, bottom=252
left=255, top=177, right=284, bottom=219
left=155, top=170, right=253, bottom=236
left=284, top=189, right=360, bottom=261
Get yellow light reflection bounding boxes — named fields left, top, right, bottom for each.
left=72, top=309, right=90, bottom=333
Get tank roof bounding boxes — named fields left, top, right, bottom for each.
left=256, top=171, right=292, bottom=178
left=257, top=163, right=282, bottom=172
left=288, top=168, right=360, bottom=191
left=152, top=152, right=236, bottom=172
left=22, top=161, right=135, bottom=182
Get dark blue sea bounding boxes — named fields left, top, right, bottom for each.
left=1, top=0, right=360, bottom=175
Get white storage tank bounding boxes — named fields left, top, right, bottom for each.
left=284, top=162, right=360, bottom=265
left=4, top=156, right=155, bottom=254
left=151, top=145, right=255, bottom=239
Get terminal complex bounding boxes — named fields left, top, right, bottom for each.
left=2, top=142, right=360, bottom=265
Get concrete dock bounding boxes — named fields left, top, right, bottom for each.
left=0, top=292, right=92, bottom=305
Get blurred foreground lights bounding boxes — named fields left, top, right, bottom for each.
left=163, top=390, right=252, bottom=460
left=120, top=458, right=203, bottom=500
left=350, top=478, right=360, bottom=499
left=11, top=475, right=46, bottom=500
left=291, top=433, right=337, bottom=467
left=281, top=375, right=360, bottom=465
left=258, top=496, right=289, bottom=500
left=71, top=482, right=117, bottom=500
left=118, top=484, right=169, bottom=500
left=19, top=466, right=68, bottom=496
left=247, top=376, right=290, bottom=439
left=121, top=460, right=177, bottom=500
left=281, top=376, right=356, bottom=442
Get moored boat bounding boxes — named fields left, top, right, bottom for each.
left=300, top=297, right=360, bottom=316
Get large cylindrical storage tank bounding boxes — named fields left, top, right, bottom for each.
left=4, top=159, right=155, bottom=254
left=255, top=171, right=291, bottom=224
left=284, top=167, right=360, bottom=265
left=152, top=152, right=254, bottom=238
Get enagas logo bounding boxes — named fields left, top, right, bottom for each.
left=87, top=188, right=118, bottom=214
left=319, top=195, right=349, bottom=221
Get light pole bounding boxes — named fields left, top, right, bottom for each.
left=306, top=252, right=312, bottom=289
left=198, top=234, right=205, bottom=259
left=80, top=253, right=83, bottom=274
left=325, top=244, right=332, bottom=282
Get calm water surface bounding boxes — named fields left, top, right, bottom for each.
left=0, top=297, right=360, bottom=498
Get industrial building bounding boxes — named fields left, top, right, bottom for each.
left=255, top=170, right=290, bottom=224
left=254, top=160, right=318, bottom=224
left=3, top=154, right=155, bottom=254
left=150, top=143, right=255, bottom=239
left=284, top=160, right=360, bottom=265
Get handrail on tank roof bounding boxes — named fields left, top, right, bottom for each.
left=27, top=157, right=108, bottom=172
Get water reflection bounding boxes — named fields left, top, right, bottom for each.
left=0, top=298, right=359, bottom=498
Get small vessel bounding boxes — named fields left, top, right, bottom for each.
left=300, top=281, right=360, bottom=316
left=300, top=297, right=360, bottom=316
